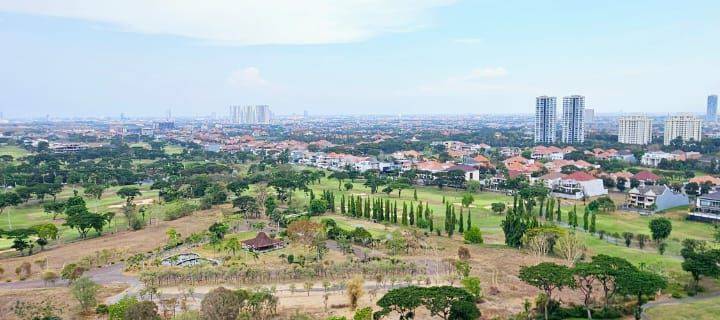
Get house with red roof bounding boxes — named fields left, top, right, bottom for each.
left=550, top=171, right=608, bottom=199
left=633, top=171, right=661, bottom=185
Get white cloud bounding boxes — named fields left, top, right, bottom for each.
left=227, top=67, right=268, bottom=87
left=0, top=0, right=454, bottom=45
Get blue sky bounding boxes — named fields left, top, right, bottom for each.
left=1, top=0, right=719, bottom=118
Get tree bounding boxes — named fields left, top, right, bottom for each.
left=491, top=202, right=506, bottom=214
left=622, top=232, right=634, bottom=248
left=616, top=269, right=667, bottom=320
left=83, top=184, right=106, bottom=200
left=201, top=287, right=242, bottom=320
left=64, top=211, right=107, bottom=238
left=347, top=276, right=364, bottom=310
left=33, top=223, right=59, bottom=250
left=649, top=217, right=672, bottom=243
left=375, top=286, right=424, bottom=319
left=124, top=301, right=160, bottom=320
left=680, top=239, right=720, bottom=292
left=224, top=237, right=241, bottom=256
left=344, top=182, right=354, bottom=191
left=43, top=201, right=66, bottom=220
left=518, top=262, right=575, bottom=320
left=308, top=199, right=329, bottom=216
left=572, top=262, right=600, bottom=320
left=461, top=193, right=474, bottom=208
left=232, top=195, right=259, bottom=218
left=71, top=276, right=99, bottom=313
left=423, top=286, right=475, bottom=320
left=61, top=263, right=86, bottom=283
left=460, top=276, right=483, bottom=302
left=590, top=255, right=637, bottom=308
left=116, top=187, right=141, bottom=203
left=463, top=226, right=483, bottom=244
left=226, top=179, right=249, bottom=196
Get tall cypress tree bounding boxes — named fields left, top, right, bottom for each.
left=340, top=194, right=346, bottom=214
left=458, top=212, right=464, bottom=233
left=556, top=198, right=562, bottom=222
left=409, top=204, right=415, bottom=225
left=589, top=212, right=596, bottom=233
left=583, top=206, right=589, bottom=231
left=466, top=209, right=472, bottom=230
left=402, top=202, right=408, bottom=225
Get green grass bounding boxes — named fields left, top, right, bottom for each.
left=644, top=295, right=720, bottom=320
left=298, top=173, right=713, bottom=276
left=164, top=144, right=184, bottom=155
left=0, top=145, right=31, bottom=159
left=0, top=185, right=159, bottom=249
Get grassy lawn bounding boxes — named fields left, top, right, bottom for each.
left=165, top=144, right=184, bottom=155
left=644, top=295, right=720, bottom=320
left=0, top=184, right=159, bottom=249
left=0, top=145, right=31, bottom=159
left=298, top=174, right=712, bottom=276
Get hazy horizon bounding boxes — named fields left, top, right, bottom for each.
left=1, top=0, right=719, bottom=118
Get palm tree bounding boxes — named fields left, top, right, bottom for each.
left=224, top=237, right=241, bottom=256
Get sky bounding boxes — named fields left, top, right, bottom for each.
left=1, top=0, right=719, bottom=118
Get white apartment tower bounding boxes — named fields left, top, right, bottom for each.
left=534, top=96, right=557, bottom=143
left=229, top=105, right=272, bottom=124
left=664, top=114, right=702, bottom=145
left=618, top=115, right=652, bottom=145
left=562, top=95, right=585, bottom=144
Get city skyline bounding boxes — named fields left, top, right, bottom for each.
left=1, top=1, right=719, bottom=118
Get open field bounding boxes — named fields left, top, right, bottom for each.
left=0, top=185, right=160, bottom=250
left=644, top=295, right=720, bottom=320
left=0, top=145, right=31, bottom=159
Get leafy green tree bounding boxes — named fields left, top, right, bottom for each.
left=490, top=202, right=506, bottom=214
left=64, top=211, right=107, bottom=238
left=460, top=276, right=483, bottom=301
left=680, top=239, right=720, bottom=292
left=226, top=179, right=249, bottom=196
left=518, top=262, right=575, bottom=320
left=649, top=217, right=672, bottom=243
left=308, top=199, right=329, bottom=216
left=108, top=295, right=139, bottom=320
left=616, top=269, right=667, bottom=320
left=33, top=223, right=59, bottom=250
left=43, top=201, right=66, bottom=220
left=622, top=232, right=634, bottom=247
left=461, top=193, right=474, bottom=208
left=71, top=276, right=99, bottom=312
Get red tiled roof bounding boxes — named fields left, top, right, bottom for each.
left=634, top=171, right=660, bottom=181
left=564, top=171, right=597, bottom=182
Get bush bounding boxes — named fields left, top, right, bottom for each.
left=108, top=295, right=139, bottom=320
left=95, top=304, right=109, bottom=314
left=463, top=226, right=484, bottom=244
left=353, top=307, right=372, bottom=320
left=124, top=301, right=160, bottom=320
left=163, top=201, right=199, bottom=221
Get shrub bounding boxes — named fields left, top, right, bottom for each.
left=163, top=201, right=198, bottom=221
left=463, top=226, right=483, bottom=244
left=95, top=304, right=109, bottom=314
left=108, top=295, right=139, bottom=320
left=124, top=301, right=160, bottom=320
left=71, top=276, right=99, bottom=312
left=353, top=307, right=372, bottom=320
left=201, top=287, right=242, bottom=320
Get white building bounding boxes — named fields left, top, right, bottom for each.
left=230, top=105, right=272, bottom=124
left=562, top=95, right=585, bottom=144
left=618, top=115, right=652, bottom=145
left=534, top=96, right=557, bottom=144
left=641, top=151, right=677, bottom=167
left=664, top=114, right=702, bottom=145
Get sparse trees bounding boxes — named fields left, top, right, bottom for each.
left=518, top=262, right=575, bottom=320
left=71, top=276, right=99, bottom=313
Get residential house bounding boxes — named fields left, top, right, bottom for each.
left=549, top=171, right=608, bottom=199
left=446, top=164, right=481, bottom=182
left=633, top=171, right=661, bottom=185
left=692, top=192, right=720, bottom=222
left=641, top=151, right=677, bottom=167
left=627, top=185, right=689, bottom=212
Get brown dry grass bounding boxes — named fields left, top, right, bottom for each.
left=0, top=208, right=220, bottom=281
left=0, top=284, right=127, bottom=320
